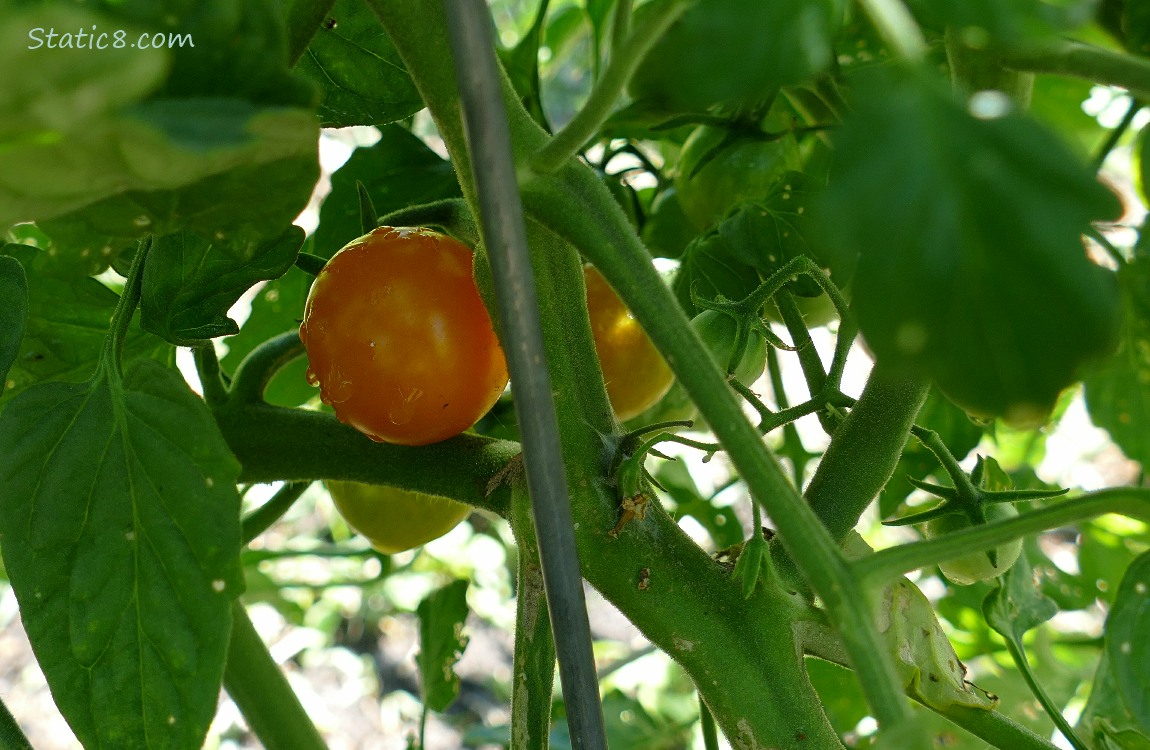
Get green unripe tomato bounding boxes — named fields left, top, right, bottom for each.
left=326, top=480, right=472, bottom=554
left=925, top=503, right=1022, bottom=585
left=691, top=309, right=767, bottom=386
left=675, top=125, right=800, bottom=230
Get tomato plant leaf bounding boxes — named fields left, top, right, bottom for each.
left=1085, top=255, right=1150, bottom=466
left=416, top=578, right=470, bottom=713
left=628, top=0, right=843, bottom=111
left=1105, top=550, right=1150, bottom=735
left=140, top=227, right=304, bottom=346
left=653, top=460, right=744, bottom=549
left=984, top=553, right=1058, bottom=641
left=293, top=0, right=423, bottom=127
left=0, top=244, right=167, bottom=406
left=817, top=70, right=1121, bottom=425
left=672, top=232, right=760, bottom=316
left=1128, top=1, right=1150, bottom=56
left=313, top=125, right=460, bottom=258
left=876, top=578, right=998, bottom=710
left=0, top=254, right=28, bottom=395
left=0, top=359, right=243, bottom=750
left=1079, top=653, right=1150, bottom=750
left=1, top=1, right=320, bottom=236
left=716, top=173, right=844, bottom=297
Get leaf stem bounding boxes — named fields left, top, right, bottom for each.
left=226, top=330, right=306, bottom=406
left=1001, top=638, right=1089, bottom=750
left=1092, top=97, right=1143, bottom=171
left=224, top=601, right=328, bottom=750
left=855, top=488, right=1150, bottom=584
left=241, top=481, right=313, bottom=545
left=854, top=0, right=928, bottom=61
left=0, top=695, right=34, bottom=750
left=530, top=0, right=689, bottom=173
left=103, top=238, right=151, bottom=376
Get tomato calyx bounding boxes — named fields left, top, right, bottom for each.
left=883, top=455, right=1069, bottom=584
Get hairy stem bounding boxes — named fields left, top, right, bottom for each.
left=224, top=601, right=328, bottom=750
left=804, top=365, right=930, bottom=542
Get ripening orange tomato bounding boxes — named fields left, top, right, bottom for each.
left=300, top=227, right=508, bottom=446
left=584, top=265, right=675, bottom=420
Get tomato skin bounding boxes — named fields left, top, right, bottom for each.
left=690, top=309, right=766, bottom=386
left=584, top=265, right=675, bottom=420
left=326, top=481, right=471, bottom=554
left=675, top=125, right=800, bottom=230
left=300, top=227, right=508, bottom=446
left=925, top=503, right=1023, bottom=585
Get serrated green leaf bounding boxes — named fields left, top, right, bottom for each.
left=0, top=244, right=167, bottom=405
left=313, top=125, right=460, bottom=258
left=0, top=359, right=243, bottom=750
left=818, top=70, right=1121, bottom=425
left=0, top=254, right=28, bottom=395
left=293, top=0, right=423, bottom=127
left=141, top=227, right=303, bottom=346
left=416, top=579, right=470, bottom=713
left=1105, top=551, right=1150, bottom=735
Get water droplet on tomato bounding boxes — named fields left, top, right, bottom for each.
left=388, top=386, right=423, bottom=426
left=305, top=366, right=320, bottom=386
left=325, top=365, right=353, bottom=404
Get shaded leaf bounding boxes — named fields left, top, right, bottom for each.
left=0, top=244, right=166, bottom=405
left=141, top=227, right=304, bottom=346
left=417, top=579, right=470, bottom=713
left=293, top=0, right=423, bottom=127
left=1105, top=550, right=1150, bottom=735
left=905, top=0, right=1097, bottom=41
left=0, top=359, right=243, bottom=749
left=1085, top=255, right=1150, bottom=466
left=653, top=460, right=744, bottom=549
left=629, top=0, right=844, bottom=111
left=817, top=70, right=1121, bottom=425
left=0, top=254, right=28, bottom=394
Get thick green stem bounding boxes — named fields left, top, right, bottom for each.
left=224, top=600, right=328, bottom=750
left=215, top=403, right=519, bottom=517
left=932, top=705, right=1060, bottom=750
left=804, top=365, right=930, bottom=542
left=945, top=27, right=1034, bottom=106
left=855, top=488, right=1150, bottom=584
left=227, top=330, right=306, bottom=406
left=999, top=39, right=1150, bottom=99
